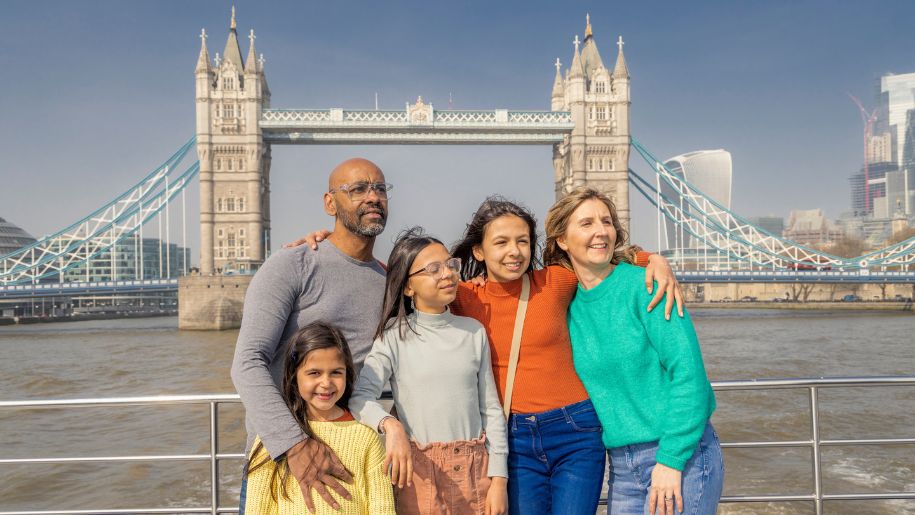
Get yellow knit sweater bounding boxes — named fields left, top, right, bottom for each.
left=244, top=420, right=395, bottom=515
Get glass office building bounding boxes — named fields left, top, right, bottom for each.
left=660, top=150, right=733, bottom=250
left=63, top=235, right=191, bottom=282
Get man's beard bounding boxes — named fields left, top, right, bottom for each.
left=338, top=201, right=387, bottom=238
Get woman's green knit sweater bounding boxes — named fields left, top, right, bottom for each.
left=568, top=262, right=716, bottom=471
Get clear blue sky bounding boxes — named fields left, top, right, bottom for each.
left=2, top=1, right=913, bottom=260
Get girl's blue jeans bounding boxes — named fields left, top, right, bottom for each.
left=507, top=399, right=606, bottom=515
left=606, top=422, right=724, bottom=515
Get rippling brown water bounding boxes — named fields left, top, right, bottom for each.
left=0, top=309, right=913, bottom=514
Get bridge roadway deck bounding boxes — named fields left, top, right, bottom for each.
left=678, top=270, right=915, bottom=283
left=0, top=279, right=178, bottom=299
left=2, top=271, right=914, bottom=300
left=260, top=108, right=576, bottom=144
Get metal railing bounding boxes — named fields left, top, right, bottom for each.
left=0, top=377, right=913, bottom=514
left=711, top=376, right=915, bottom=515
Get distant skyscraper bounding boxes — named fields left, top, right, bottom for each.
left=869, top=72, right=915, bottom=216
left=660, top=150, right=732, bottom=251
left=849, top=161, right=894, bottom=217
left=878, top=72, right=915, bottom=169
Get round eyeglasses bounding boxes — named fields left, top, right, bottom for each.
left=408, top=257, right=462, bottom=279
left=329, top=181, right=393, bottom=202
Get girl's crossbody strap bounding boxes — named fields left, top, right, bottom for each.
left=502, top=273, right=530, bottom=419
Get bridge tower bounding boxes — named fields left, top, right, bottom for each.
left=195, top=8, right=271, bottom=276
left=551, top=15, right=631, bottom=231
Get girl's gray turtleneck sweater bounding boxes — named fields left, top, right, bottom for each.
left=350, top=308, right=509, bottom=478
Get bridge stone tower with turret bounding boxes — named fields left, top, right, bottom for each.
left=551, top=16, right=631, bottom=230
left=194, top=8, right=271, bottom=276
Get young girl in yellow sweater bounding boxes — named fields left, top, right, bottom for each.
left=243, top=322, right=395, bottom=515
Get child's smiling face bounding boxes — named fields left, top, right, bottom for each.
left=297, top=348, right=347, bottom=421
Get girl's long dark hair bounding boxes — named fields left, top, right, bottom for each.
left=245, top=321, right=356, bottom=501
left=374, top=227, right=445, bottom=341
left=450, top=195, right=541, bottom=281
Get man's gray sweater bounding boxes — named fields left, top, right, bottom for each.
left=230, top=240, right=385, bottom=458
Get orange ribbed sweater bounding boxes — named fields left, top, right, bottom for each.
left=451, top=266, right=582, bottom=413
left=451, top=254, right=651, bottom=414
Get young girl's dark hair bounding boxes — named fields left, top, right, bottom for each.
left=374, top=227, right=446, bottom=341
left=245, top=321, right=356, bottom=501
left=450, top=195, right=541, bottom=281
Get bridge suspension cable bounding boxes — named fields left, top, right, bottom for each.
left=628, top=137, right=915, bottom=271
left=0, top=138, right=199, bottom=285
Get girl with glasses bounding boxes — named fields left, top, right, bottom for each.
left=349, top=227, right=509, bottom=515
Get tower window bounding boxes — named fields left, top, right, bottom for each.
left=226, top=198, right=235, bottom=212
left=595, top=82, right=606, bottom=94
left=216, top=199, right=223, bottom=212
left=238, top=198, right=245, bottom=212
left=596, top=107, right=607, bottom=120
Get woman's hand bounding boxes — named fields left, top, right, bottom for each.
left=381, top=418, right=413, bottom=488
left=284, top=229, right=332, bottom=250
left=485, top=476, right=508, bottom=515
left=645, top=254, right=685, bottom=320
left=649, top=462, right=683, bottom=515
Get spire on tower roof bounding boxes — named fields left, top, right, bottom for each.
left=552, top=58, right=564, bottom=97
left=613, top=35, right=629, bottom=78
left=196, top=28, right=210, bottom=73
left=245, top=29, right=258, bottom=74
left=569, top=35, right=584, bottom=79
left=222, top=7, right=244, bottom=71
left=579, top=15, right=604, bottom=79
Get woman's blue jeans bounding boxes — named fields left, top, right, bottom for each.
left=507, top=399, right=606, bottom=515
left=606, top=423, right=724, bottom=515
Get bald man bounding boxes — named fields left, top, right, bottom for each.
left=231, top=158, right=392, bottom=513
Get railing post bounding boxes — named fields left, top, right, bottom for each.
left=810, top=386, right=823, bottom=515
left=210, top=401, right=219, bottom=515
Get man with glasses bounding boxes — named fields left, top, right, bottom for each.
left=231, top=157, right=393, bottom=513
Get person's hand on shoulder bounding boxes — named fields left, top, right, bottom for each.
left=284, top=230, right=332, bottom=250
left=645, top=254, right=685, bottom=320
left=286, top=437, right=354, bottom=513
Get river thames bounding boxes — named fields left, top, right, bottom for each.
left=0, top=309, right=912, bottom=514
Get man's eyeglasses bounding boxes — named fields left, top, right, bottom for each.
left=329, top=182, right=393, bottom=202
left=408, top=257, right=462, bottom=278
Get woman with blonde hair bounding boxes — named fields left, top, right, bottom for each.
left=544, top=187, right=723, bottom=515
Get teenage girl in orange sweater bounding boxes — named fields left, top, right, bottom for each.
left=449, top=196, right=680, bottom=515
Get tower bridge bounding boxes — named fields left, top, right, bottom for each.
left=1, top=11, right=914, bottom=327
left=193, top=10, right=631, bottom=277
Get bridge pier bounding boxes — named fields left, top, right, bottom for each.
left=178, top=275, right=251, bottom=330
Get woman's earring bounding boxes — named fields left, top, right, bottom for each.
left=409, top=296, right=415, bottom=311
